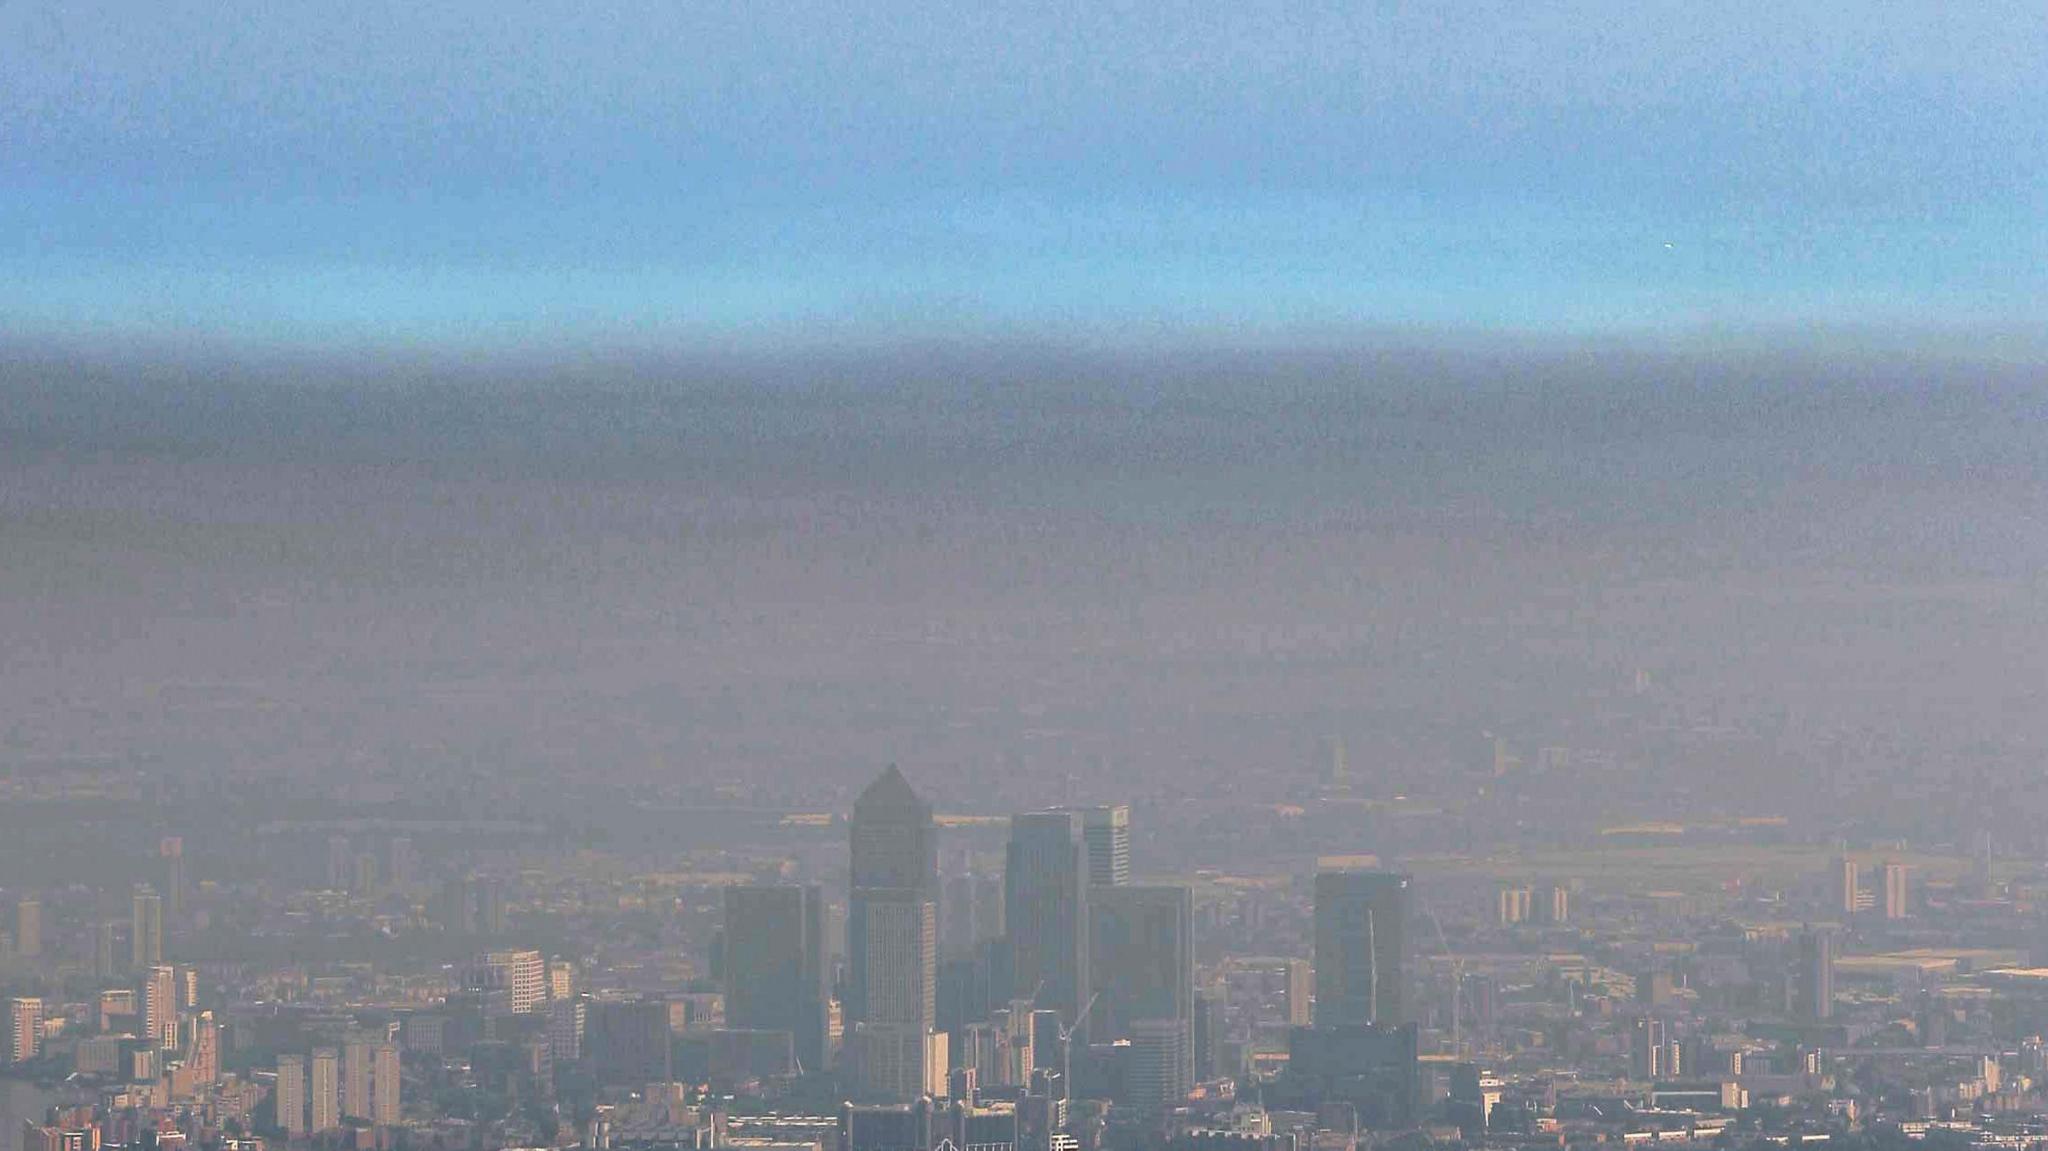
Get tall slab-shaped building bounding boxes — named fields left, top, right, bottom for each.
left=1313, top=870, right=1409, bottom=1027
left=1007, top=811, right=1090, bottom=1027
left=1089, top=884, right=1193, bottom=1092
left=724, top=884, right=830, bottom=1071
left=849, top=767, right=941, bottom=1098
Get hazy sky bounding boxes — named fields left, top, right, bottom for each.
left=6, top=356, right=2048, bottom=827
left=4, top=1, right=2044, bottom=352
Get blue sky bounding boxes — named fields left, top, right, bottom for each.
left=3, top=0, right=2044, bottom=354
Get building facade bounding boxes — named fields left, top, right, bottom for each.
left=1007, top=812, right=1090, bottom=1027
left=724, top=883, right=830, bottom=1071
left=1088, top=884, right=1193, bottom=1088
left=1079, top=805, right=1130, bottom=888
left=1313, top=871, right=1409, bottom=1027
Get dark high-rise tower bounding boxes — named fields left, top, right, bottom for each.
left=388, top=837, right=417, bottom=890
left=1088, top=884, right=1193, bottom=1088
left=724, top=884, right=830, bottom=1071
left=1007, top=811, right=1090, bottom=1026
left=327, top=835, right=352, bottom=891
left=160, top=838, right=186, bottom=922
left=1797, top=927, right=1835, bottom=1021
left=13, top=900, right=39, bottom=959
left=848, top=767, right=942, bottom=1098
left=848, top=766, right=939, bottom=1027
left=131, top=886, right=164, bottom=969
left=1313, top=870, right=1409, bottom=1027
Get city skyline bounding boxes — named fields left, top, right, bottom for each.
left=5, top=3, right=2047, bottom=1150
left=4, top=751, right=2046, bottom=1151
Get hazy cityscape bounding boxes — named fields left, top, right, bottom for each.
left=6, top=360, right=2048, bottom=1151
left=6, top=4, right=2048, bottom=1151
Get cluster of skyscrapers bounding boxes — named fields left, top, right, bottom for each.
left=10, top=962, right=225, bottom=1108
left=721, top=768, right=1416, bottom=1124
left=274, top=1037, right=402, bottom=1136
left=719, top=769, right=1199, bottom=1113
left=1833, top=855, right=1912, bottom=920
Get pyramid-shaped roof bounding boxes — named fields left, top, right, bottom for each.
left=854, top=764, right=929, bottom=815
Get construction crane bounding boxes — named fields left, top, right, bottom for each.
left=1058, top=991, right=1102, bottom=1110
left=1414, top=892, right=1469, bottom=1058
left=1010, top=978, right=1098, bottom=1106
